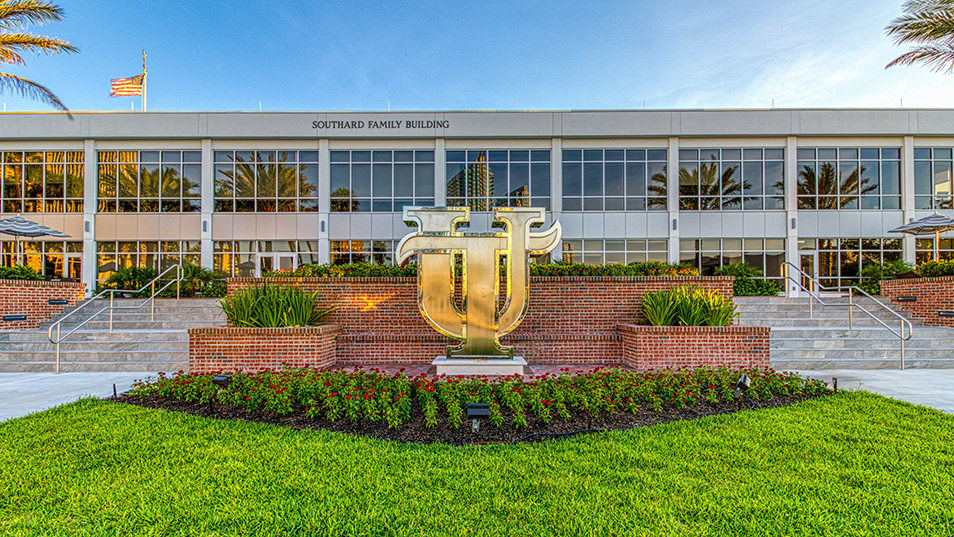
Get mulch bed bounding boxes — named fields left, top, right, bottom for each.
left=112, top=392, right=830, bottom=445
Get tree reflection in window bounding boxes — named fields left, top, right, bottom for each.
left=797, top=162, right=877, bottom=209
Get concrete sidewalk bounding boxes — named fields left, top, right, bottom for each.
left=1, top=369, right=952, bottom=423
left=0, top=372, right=158, bottom=422
left=794, top=369, right=954, bottom=415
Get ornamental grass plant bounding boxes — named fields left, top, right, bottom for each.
left=219, top=282, right=335, bottom=327
left=640, top=286, right=739, bottom=326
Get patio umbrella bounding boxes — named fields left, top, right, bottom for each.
left=0, top=215, right=70, bottom=266
left=888, top=212, right=954, bottom=261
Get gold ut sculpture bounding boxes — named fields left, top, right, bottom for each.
left=398, top=207, right=561, bottom=359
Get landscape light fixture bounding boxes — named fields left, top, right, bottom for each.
left=734, top=374, right=750, bottom=392
left=209, top=376, right=232, bottom=413
left=212, top=375, right=232, bottom=388
left=734, top=373, right=750, bottom=410
left=466, top=403, right=489, bottom=434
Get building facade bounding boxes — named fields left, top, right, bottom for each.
left=1, top=109, right=953, bottom=295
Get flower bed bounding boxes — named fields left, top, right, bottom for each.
left=125, top=366, right=828, bottom=443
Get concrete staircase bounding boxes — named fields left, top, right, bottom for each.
left=0, top=298, right=225, bottom=372
left=736, top=296, right=954, bottom=370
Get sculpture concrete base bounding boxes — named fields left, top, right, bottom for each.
left=432, top=356, right=527, bottom=376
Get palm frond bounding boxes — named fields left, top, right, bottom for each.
left=0, top=71, right=71, bottom=116
left=0, top=0, right=65, bottom=30
left=886, top=44, right=954, bottom=72
left=0, top=32, right=77, bottom=56
left=886, top=11, right=954, bottom=44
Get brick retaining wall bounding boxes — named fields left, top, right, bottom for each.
left=189, top=325, right=340, bottom=374
left=0, top=280, right=86, bottom=331
left=881, top=276, right=954, bottom=327
left=212, top=276, right=744, bottom=370
left=618, top=324, right=770, bottom=371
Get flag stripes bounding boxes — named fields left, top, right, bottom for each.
left=109, top=75, right=144, bottom=97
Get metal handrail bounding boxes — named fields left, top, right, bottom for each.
left=781, top=261, right=913, bottom=369
left=47, top=265, right=183, bottom=373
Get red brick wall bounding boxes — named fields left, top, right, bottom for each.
left=618, top=324, right=770, bottom=371
left=0, top=280, right=86, bottom=331
left=221, top=276, right=736, bottom=367
left=189, top=325, right=340, bottom=374
left=881, top=276, right=954, bottom=327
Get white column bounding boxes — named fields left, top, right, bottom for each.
left=550, top=138, right=562, bottom=261
left=318, top=138, right=330, bottom=264
left=667, top=137, right=680, bottom=264
left=434, top=138, right=446, bottom=205
left=81, top=139, right=97, bottom=296
left=785, top=136, right=800, bottom=296
left=902, top=135, right=916, bottom=264
left=200, top=139, right=213, bottom=269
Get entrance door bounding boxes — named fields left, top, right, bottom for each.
left=65, top=254, right=81, bottom=281
left=800, top=252, right=818, bottom=294
left=256, top=253, right=296, bottom=277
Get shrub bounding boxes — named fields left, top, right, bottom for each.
left=128, top=366, right=829, bottom=428
left=265, top=262, right=418, bottom=278
left=714, top=262, right=781, bottom=296
left=640, top=287, right=739, bottom=326
left=102, top=266, right=158, bottom=292
left=916, top=259, right=954, bottom=278
left=220, top=282, right=335, bottom=327
left=263, top=261, right=701, bottom=279
left=0, top=264, right=44, bottom=281
left=529, top=261, right=699, bottom=277
left=859, top=259, right=915, bottom=295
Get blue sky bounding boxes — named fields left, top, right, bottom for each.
left=2, top=0, right=952, bottom=113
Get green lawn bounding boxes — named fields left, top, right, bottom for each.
left=0, top=392, right=952, bottom=536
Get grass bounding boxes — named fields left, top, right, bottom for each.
left=0, top=392, right=952, bottom=536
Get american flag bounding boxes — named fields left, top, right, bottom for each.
left=109, top=75, right=144, bottom=97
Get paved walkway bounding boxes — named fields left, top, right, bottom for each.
left=1, top=369, right=952, bottom=423
left=794, top=369, right=954, bottom=415
left=0, top=372, right=156, bottom=422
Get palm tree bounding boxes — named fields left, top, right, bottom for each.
left=678, top=162, right=750, bottom=210
left=886, top=0, right=954, bottom=72
left=0, top=1, right=77, bottom=114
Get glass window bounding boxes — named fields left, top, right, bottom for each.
left=1, top=151, right=83, bottom=213
left=562, top=148, right=665, bottom=212
left=447, top=149, right=549, bottom=211
left=914, top=147, right=954, bottom=210
left=806, top=237, right=902, bottom=288
left=332, top=150, right=434, bottom=212
left=213, top=150, right=318, bottom=212
left=678, top=238, right=786, bottom=282
left=561, top=238, right=667, bottom=265
left=679, top=147, right=783, bottom=211
left=98, top=150, right=200, bottom=213
left=798, top=147, right=900, bottom=210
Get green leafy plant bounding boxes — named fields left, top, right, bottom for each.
left=640, top=287, right=738, bottom=326
left=916, top=259, right=954, bottom=278
left=220, top=282, right=335, bottom=327
left=714, top=262, right=781, bottom=296
left=859, top=259, right=916, bottom=295
left=0, top=264, right=44, bottom=281
left=102, top=266, right=159, bottom=293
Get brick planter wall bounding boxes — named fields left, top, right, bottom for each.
left=881, top=276, right=954, bottom=327
left=189, top=325, right=340, bottom=374
left=223, top=276, right=734, bottom=366
left=0, top=280, right=86, bottom=331
left=618, top=324, right=770, bottom=371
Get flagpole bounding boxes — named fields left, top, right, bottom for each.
left=142, top=50, right=147, bottom=112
